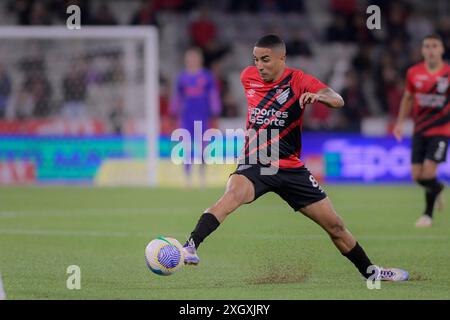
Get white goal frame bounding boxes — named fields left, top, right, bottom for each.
left=0, top=26, right=159, bottom=186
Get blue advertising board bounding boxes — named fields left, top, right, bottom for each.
left=0, top=133, right=449, bottom=184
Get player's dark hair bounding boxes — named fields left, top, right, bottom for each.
left=255, top=34, right=286, bottom=51
left=423, top=34, right=443, bottom=43
left=186, top=46, right=203, bottom=55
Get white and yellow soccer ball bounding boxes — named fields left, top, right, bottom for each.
left=145, top=236, right=184, bottom=276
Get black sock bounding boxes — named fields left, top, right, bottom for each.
left=342, top=242, right=374, bottom=279
left=187, top=213, right=220, bottom=249
left=417, top=178, right=443, bottom=218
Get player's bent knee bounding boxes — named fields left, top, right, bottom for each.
left=327, top=220, right=346, bottom=240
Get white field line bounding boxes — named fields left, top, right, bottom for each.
left=0, top=228, right=448, bottom=241
left=0, top=200, right=428, bottom=218
left=0, top=207, right=199, bottom=218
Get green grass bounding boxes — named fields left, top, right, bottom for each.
left=0, top=185, right=449, bottom=299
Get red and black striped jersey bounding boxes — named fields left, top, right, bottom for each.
left=239, top=66, right=327, bottom=168
left=405, top=62, right=450, bottom=137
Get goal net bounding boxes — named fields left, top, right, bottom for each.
left=0, top=26, right=158, bottom=186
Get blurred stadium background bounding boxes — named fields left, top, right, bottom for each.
left=0, top=0, right=449, bottom=187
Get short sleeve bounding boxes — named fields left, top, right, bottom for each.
left=299, top=73, right=328, bottom=94
left=240, top=67, right=251, bottom=88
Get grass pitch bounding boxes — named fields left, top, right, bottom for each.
left=0, top=185, right=449, bottom=299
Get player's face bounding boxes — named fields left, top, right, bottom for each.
left=253, top=47, right=286, bottom=82
left=422, top=39, right=444, bottom=64
left=185, top=50, right=203, bottom=70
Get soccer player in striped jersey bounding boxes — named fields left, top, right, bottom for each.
left=183, top=34, right=409, bottom=281
left=394, top=34, right=449, bottom=227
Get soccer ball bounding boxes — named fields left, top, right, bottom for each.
left=145, top=236, right=184, bottom=276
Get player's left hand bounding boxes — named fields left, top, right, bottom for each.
left=299, top=92, right=321, bottom=107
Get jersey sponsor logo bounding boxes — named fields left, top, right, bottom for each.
left=249, top=107, right=289, bottom=127
left=416, top=74, right=429, bottom=80
left=437, top=77, right=449, bottom=94
left=416, top=93, right=446, bottom=108
left=415, top=81, right=423, bottom=89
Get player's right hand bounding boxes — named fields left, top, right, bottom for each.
left=393, top=122, right=403, bottom=142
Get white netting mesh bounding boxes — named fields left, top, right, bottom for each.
left=1, top=33, right=148, bottom=135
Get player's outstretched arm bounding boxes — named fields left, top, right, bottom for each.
left=299, top=87, right=344, bottom=109
left=393, top=90, right=413, bottom=142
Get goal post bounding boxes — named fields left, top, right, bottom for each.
left=0, top=26, right=159, bottom=186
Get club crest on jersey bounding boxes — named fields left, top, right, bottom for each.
left=437, top=77, right=449, bottom=93
left=247, top=89, right=255, bottom=97
left=276, top=88, right=290, bottom=105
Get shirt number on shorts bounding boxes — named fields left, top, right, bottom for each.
left=309, top=175, right=324, bottom=193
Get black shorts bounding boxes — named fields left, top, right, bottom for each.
left=411, top=134, right=449, bottom=164
left=231, top=164, right=327, bottom=211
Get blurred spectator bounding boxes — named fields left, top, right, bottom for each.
left=286, top=31, right=313, bottom=57
left=92, top=55, right=125, bottom=85
left=189, top=7, right=230, bottom=69
left=330, top=0, right=357, bottom=17
left=303, top=102, right=334, bottom=131
left=381, top=68, right=404, bottom=119
left=0, top=63, right=12, bottom=119
left=91, top=3, right=118, bottom=25
left=130, top=0, right=159, bottom=26
left=159, top=76, right=175, bottom=135
left=188, top=6, right=231, bottom=69
left=109, top=96, right=125, bottom=135
left=29, top=0, right=52, bottom=25
left=258, top=0, right=283, bottom=13
left=202, top=40, right=231, bottom=69
left=23, top=72, right=53, bottom=118
left=11, top=88, right=34, bottom=120
left=7, top=0, right=32, bottom=25
left=352, top=12, right=377, bottom=45
left=61, top=60, right=89, bottom=119
left=210, top=60, right=238, bottom=118
left=278, top=0, right=305, bottom=13
left=227, top=0, right=259, bottom=12
left=189, top=7, right=217, bottom=50
left=153, top=0, right=187, bottom=12
left=352, top=46, right=373, bottom=74
left=406, top=10, right=434, bottom=45
left=325, top=14, right=355, bottom=43
left=338, top=70, right=369, bottom=131
left=437, top=17, right=450, bottom=61
left=385, top=2, right=410, bottom=42
left=386, top=37, right=410, bottom=74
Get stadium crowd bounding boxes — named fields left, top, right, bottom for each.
left=0, top=0, right=449, bottom=134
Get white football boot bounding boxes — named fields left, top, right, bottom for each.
left=415, top=215, right=433, bottom=228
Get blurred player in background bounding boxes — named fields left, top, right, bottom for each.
left=183, top=35, right=409, bottom=282
left=394, top=34, right=450, bottom=227
left=170, top=47, right=222, bottom=188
